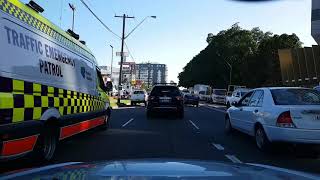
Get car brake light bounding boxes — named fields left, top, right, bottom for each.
left=176, top=96, right=183, bottom=101
left=276, top=111, right=295, bottom=128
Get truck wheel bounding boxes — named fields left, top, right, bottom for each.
left=100, top=114, right=110, bottom=131
left=35, top=126, right=58, bottom=161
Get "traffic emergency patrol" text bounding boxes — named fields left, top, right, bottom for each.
left=4, top=26, right=76, bottom=67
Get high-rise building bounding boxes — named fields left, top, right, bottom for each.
left=312, top=0, right=320, bottom=44
left=135, top=63, right=167, bottom=87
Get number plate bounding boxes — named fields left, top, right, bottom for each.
left=159, top=97, right=171, bottom=103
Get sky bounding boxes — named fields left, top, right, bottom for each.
left=22, top=0, right=315, bottom=82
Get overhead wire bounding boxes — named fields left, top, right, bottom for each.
left=124, top=41, right=135, bottom=62
left=80, top=0, right=121, bottom=39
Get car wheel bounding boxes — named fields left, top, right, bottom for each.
left=146, top=110, right=152, bottom=118
left=224, top=116, right=233, bottom=134
left=35, top=126, right=58, bottom=161
left=255, top=125, right=271, bottom=151
left=178, top=110, right=184, bottom=119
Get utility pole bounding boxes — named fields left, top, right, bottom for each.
left=115, top=14, right=134, bottom=104
left=109, top=45, right=114, bottom=79
left=69, top=3, right=76, bottom=31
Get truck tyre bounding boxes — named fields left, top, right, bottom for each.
left=35, top=125, right=58, bottom=161
left=100, top=113, right=111, bottom=131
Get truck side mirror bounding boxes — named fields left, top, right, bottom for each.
left=105, top=81, right=113, bottom=92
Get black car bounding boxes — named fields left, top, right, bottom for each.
left=184, top=93, right=200, bottom=107
left=146, top=85, right=184, bottom=118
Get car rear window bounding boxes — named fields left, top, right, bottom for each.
left=133, top=91, right=144, bottom=94
left=271, top=89, right=320, bottom=105
left=150, top=86, right=181, bottom=97
left=213, top=90, right=226, bottom=95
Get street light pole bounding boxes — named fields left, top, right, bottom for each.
left=109, top=45, right=114, bottom=79
left=68, top=3, right=76, bottom=31
left=115, top=14, right=134, bottom=104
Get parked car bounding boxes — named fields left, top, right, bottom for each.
left=147, top=84, right=184, bottom=118
left=211, top=89, right=227, bottom=104
left=225, top=87, right=320, bottom=151
left=131, top=90, right=147, bottom=106
left=226, top=88, right=250, bottom=107
left=184, top=93, right=200, bottom=107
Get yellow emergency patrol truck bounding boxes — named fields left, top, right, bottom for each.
left=0, top=0, right=111, bottom=161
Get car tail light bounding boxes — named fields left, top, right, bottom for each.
left=176, top=96, right=183, bottom=101
left=276, top=111, right=296, bottom=128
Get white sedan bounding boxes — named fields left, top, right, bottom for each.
left=225, top=87, right=320, bottom=151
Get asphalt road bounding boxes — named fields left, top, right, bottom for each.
left=2, top=104, right=320, bottom=174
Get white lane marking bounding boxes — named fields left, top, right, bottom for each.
left=212, top=143, right=225, bottom=151
left=188, top=120, right=200, bottom=130
left=117, top=107, right=137, bottom=109
left=225, top=154, right=242, bottom=163
left=203, top=105, right=226, bottom=113
left=122, top=118, right=134, bottom=127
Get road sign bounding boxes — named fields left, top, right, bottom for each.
left=116, top=52, right=128, bottom=57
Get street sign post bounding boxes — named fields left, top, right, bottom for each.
left=116, top=52, right=128, bottom=57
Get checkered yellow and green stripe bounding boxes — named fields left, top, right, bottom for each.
left=0, top=0, right=95, bottom=61
left=0, top=76, right=107, bottom=125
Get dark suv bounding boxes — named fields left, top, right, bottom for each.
left=147, top=85, right=184, bottom=118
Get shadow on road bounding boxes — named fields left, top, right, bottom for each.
left=227, top=129, right=320, bottom=159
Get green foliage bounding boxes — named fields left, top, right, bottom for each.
left=178, top=23, right=302, bottom=88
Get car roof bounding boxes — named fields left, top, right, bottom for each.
left=234, top=88, right=250, bottom=92
left=250, top=87, right=313, bottom=92
left=153, top=85, right=178, bottom=87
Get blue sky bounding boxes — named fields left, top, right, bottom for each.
left=23, top=0, right=315, bottom=82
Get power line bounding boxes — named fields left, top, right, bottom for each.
left=80, top=0, right=121, bottom=39
left=124, top=41, right=135, bottom=62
